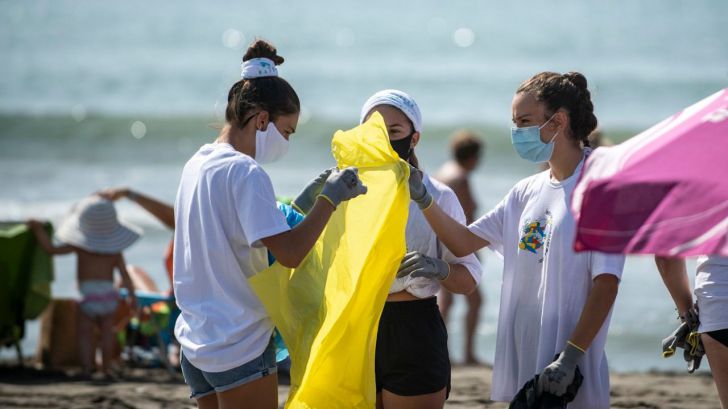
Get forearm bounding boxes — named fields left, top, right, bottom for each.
left=127, top=190, right=175, bottom=229
left=569, top=274, right=619, bottom=350
left=263, top=197, right=334, bottom=268
left=440, top=264, right=477, bottom=294
left=422, top=203, right=487, bottom=257
left=655, top=256, right=692, bottom=314
left=29, top=224, right=73, bottom=255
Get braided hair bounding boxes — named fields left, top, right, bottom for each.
left=516, top=71, right=597, bottom=147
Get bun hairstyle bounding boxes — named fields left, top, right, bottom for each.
left=516, top=71, right=597, bottom=147
left=225, top=39, right=300, bottom=129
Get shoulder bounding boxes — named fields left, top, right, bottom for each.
left=509, top=171, right=548, bottom=202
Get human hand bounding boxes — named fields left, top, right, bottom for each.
left=408, top=164, right=432, bottom=210
left=96, top=187, right=130, bottom=201
left=318, top=167, right=367, bottom=209
left=537, top=342, right=584, bottom=397
left=680, top=307, right=699, bottom=332
left=396, top=251, right=450, bottom=281
left=292, top=168, right=335, bottom=214
left=27, top=219, right=43, bottom=229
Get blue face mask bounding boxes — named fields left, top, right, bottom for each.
left=510, top=114, right=559, bottom=163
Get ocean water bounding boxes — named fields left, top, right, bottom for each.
left=2, top=0, right=726, bottom=373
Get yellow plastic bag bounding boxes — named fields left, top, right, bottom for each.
left=250, top=112, right=409, bottom=408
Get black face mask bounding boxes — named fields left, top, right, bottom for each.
left=390, top=132, right=414, bottom=160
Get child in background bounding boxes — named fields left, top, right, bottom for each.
left=28, top=195, right=139, bottom=377
left=435, top=129, right=485, bottom=365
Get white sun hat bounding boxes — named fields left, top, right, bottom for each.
left=56, top=195, right=141, bottom=254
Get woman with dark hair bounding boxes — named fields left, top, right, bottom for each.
left=173, top=39, right=366, bottom=409
left=356, top=90, right=482, bottom=409
left=407, top=72, right=625, bottom=409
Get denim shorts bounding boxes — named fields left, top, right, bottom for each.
left=180, top=337, right=277, bottom=399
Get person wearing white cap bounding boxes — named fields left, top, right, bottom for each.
left=361, top=90, right=482, bottom=409
left=27, top=194, right=140, bottom=377
left=173, top=39, right=366, bottom=409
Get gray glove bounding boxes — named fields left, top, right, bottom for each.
left=318, top=167, right=367, bottom=209
left=396, top=251, right=450, bottom=280
left=662, top=307, right=704, bottom=373
left=537, top=342, right=584, bottom=397
left=408, top=164, right=433, bottom=210
left=292, top=168, right=335, bottom=215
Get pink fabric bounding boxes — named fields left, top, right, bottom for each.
left=572, top=88, right=728, bottom=257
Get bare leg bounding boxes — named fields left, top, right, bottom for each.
left=216, top=373, right=278, bottom=409
left=464, top=289, right=483, bottom=365
left=77, top=309, right=94, bottom=375
left=376, top=392, right=383, bottom=409
left=197, top=393, right=219, bottom=409
left=99, top=313, right=115, bottom=375
left=702, top=333, right=728, bottom=408
left=381, top=388, right=446, bottom=409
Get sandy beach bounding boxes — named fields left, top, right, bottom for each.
left=0, top=364, right=720, bottom=409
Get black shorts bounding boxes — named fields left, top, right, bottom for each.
left=705, top=328, right=728, bottom=348
left=375, top=297, right=451, bottom=397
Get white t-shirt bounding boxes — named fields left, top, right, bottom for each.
left=173, top=143, right=290, bottom=372
left=468, top=155, right=625, bottom=409
left=695, top=255, right=728, bottom=333
left=390, top=174, right=482, bottom=298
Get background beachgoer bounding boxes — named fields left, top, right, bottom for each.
left=435, top=129, right=485, bottom=365
left=28, top=195, right=139, bottom=377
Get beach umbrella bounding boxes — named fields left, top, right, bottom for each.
left=572, top=88, right=728, bottom=257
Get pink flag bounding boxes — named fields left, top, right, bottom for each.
left=572, top=88, right=728, bottom=257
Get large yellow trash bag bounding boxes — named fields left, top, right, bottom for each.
left=249, top=112, right=409, bottom=408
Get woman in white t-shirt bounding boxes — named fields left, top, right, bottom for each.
left=173, top=40, right=366, bottom=409
left=360, top=90, right=482, bottom=409
left=407, top=72, right=626, bottom=409
left=656, top=256, right=728, bottom=407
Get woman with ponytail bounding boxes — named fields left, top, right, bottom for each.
left=407, top=72, right=625, bottom=409
left=173, top=40, right=366, bottom=409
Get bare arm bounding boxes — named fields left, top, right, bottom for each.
left=422, top=203, right=489, bottom=258
left=98, top=187, right=175, bottom=229
left=569, top=273, right=620, bottom=350
left=27, top=220, right=74, bottom=255
left=116, top=254, right=137, bottom=310
left=655, top=256, right=692, bottom=315
left=260, top=198, right=335, bottom=268
left=440, top=264, right=477, bottom=294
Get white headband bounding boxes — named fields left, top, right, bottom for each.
left=241, top=58, right=278, bottom=79
left=360, top=89, right=422, bottom=132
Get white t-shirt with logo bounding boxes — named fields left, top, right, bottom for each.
left=173, top=143, right=290, bottom=372
left=695, top=255, right=728, bottom=333
left=389, top=174, right=482, bottom=298
left=468, top=155, right=625, bottom=409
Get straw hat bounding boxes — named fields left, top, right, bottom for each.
left=56, top=195, right=141, bottom=254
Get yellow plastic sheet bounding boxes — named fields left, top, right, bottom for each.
left=249, top=112, right=409, bottom=408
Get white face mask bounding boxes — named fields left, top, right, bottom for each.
left=254, top=122, right=289, bottom=164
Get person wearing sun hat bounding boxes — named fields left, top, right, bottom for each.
left=28, top=194, right=140, bottom=377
